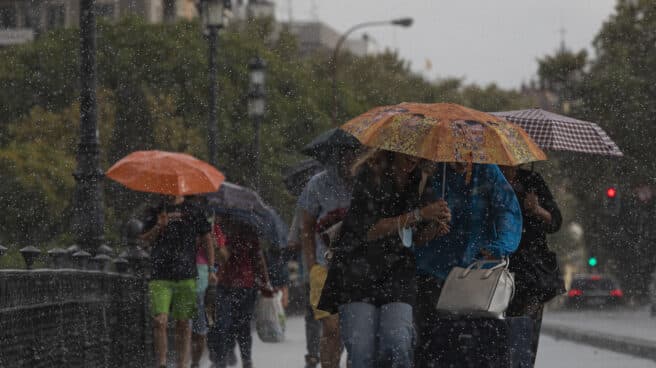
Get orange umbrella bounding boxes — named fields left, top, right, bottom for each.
left=106, top=150, right=225, bottom=196
left=341, top=102, right=547, bottom=166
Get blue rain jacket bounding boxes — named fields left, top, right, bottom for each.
left=414, top=164, right=522, bottom=279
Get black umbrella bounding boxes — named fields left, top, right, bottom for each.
left=301, top=128, right=361, bottom=164
left=283, top=159, right=324, bottom=196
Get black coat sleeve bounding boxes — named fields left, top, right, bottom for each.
left=336, top=168, right=381, bottom=251
left=531, top=171, right=562, bottom=234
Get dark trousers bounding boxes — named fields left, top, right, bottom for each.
left=208, top=286, right=257, bottom=367
left=304, top=284, right=321, bottom=361
left=529, top=305, right=544, bottom=366
left=414, top=274, right=444, bottom=368
left=509, top=304, right=544, bottom=367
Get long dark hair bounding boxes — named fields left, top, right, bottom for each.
left=350, top=149, right=396, bottom=184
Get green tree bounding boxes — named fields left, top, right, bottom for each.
left=583, top=0, right=656, bottom=178
left=536, top=0, right=656, bottom=296
left=580, top=0, right=656, bottom=295
left=0, top=16, right=528, bottom=253
left=537, top=48, right=587, bottom=106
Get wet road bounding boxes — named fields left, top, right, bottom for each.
left=196, top=314, right=655, bottom=367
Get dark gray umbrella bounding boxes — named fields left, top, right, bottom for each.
left=283, top=159, right=324, bottom=196
left=205, top=182, right=288, bottom=247
left=301, top=128, right=361, bottom=163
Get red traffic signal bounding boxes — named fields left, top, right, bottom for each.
left=606, top=187, right=617, bottom=199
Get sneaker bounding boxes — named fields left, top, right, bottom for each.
left=242, top=361, right=253, bottom=368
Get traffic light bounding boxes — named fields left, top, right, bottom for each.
left=603, top=186, right=621, bottom=216
left=606, top=187, right=617, bottom=199
left=588, top=256, right=598, bottom=267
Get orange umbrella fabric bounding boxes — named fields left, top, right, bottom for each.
left=341, top=102, right=547, bottom=165
left=106, top=150, right=225, bottom=196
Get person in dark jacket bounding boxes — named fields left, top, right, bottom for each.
left=318, top=149, right=451, bottom=368
left=501, top=166, right=562, bottom=366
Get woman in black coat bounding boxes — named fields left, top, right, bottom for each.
left=318, top=149, right=450, bottom=368
left=501, top=166, right=563, bottom=366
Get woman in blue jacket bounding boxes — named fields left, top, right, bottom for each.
left=414, top=162, right=522, bottom=368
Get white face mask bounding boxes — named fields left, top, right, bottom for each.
left=400, top=227, right=413, bottom=248
left=397, top=215, right=413, bottom=248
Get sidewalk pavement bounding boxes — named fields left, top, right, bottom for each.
left=541, top=306, right=656, bottom=362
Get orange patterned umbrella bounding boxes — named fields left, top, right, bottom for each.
left=341, top=102, right=547, bottom=165
left=106, top=150, right=225, bottom=196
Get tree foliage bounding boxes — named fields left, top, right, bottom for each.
left=0, top=17, right=526, bottom=250
left=536, top=0, right=656, bottom=296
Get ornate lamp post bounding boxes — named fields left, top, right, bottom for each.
left=331, top=17, right=413, bottom=123
left=201, top=0, right=230, bottom=167
left=247, top=56, right=267, bottom=191
left=72, top=0, right=104, bottom=253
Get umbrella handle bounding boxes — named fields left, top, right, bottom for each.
left=441, top=162, right=447, bottom=199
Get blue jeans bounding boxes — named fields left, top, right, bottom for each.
left=339, top=302, right=414, bottom=368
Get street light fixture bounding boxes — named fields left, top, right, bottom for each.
left=331, top=17, right=413, bottom=123
left=391, top=17, right=414, bottom=27
left=201, top=0, right=227, bottom=28
left=201, top=0, right=231, bottom=167
left=248, top=56, right=267, bottom=191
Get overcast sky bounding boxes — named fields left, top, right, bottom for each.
left=274, top=0, right=617, bottom=89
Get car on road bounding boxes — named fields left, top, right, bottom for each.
left=566, top=274, right=624, bottom=309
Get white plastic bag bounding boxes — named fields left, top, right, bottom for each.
left=255, top=291, right=286, bottom=343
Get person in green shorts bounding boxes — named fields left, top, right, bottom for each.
left=141, top=195, right=217, bottom=368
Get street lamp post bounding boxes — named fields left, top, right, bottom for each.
left=201, top=0, right=229, bottom=167
left=72, top=0, right=104, bottom=253
left=331, top=17, right=413, bottom=123
left=248, top=56, right=267, bottom=191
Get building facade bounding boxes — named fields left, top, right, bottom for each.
left=284, top=21, right=367, bottom=57
left=0, top=0, right=199, bottom=46
left=1, top=0, right=368, bottom=57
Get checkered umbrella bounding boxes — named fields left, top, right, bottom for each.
left=491, top=108, right=623, bottom=156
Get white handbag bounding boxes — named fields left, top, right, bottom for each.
left=436, top=259, right=515, bottom=319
